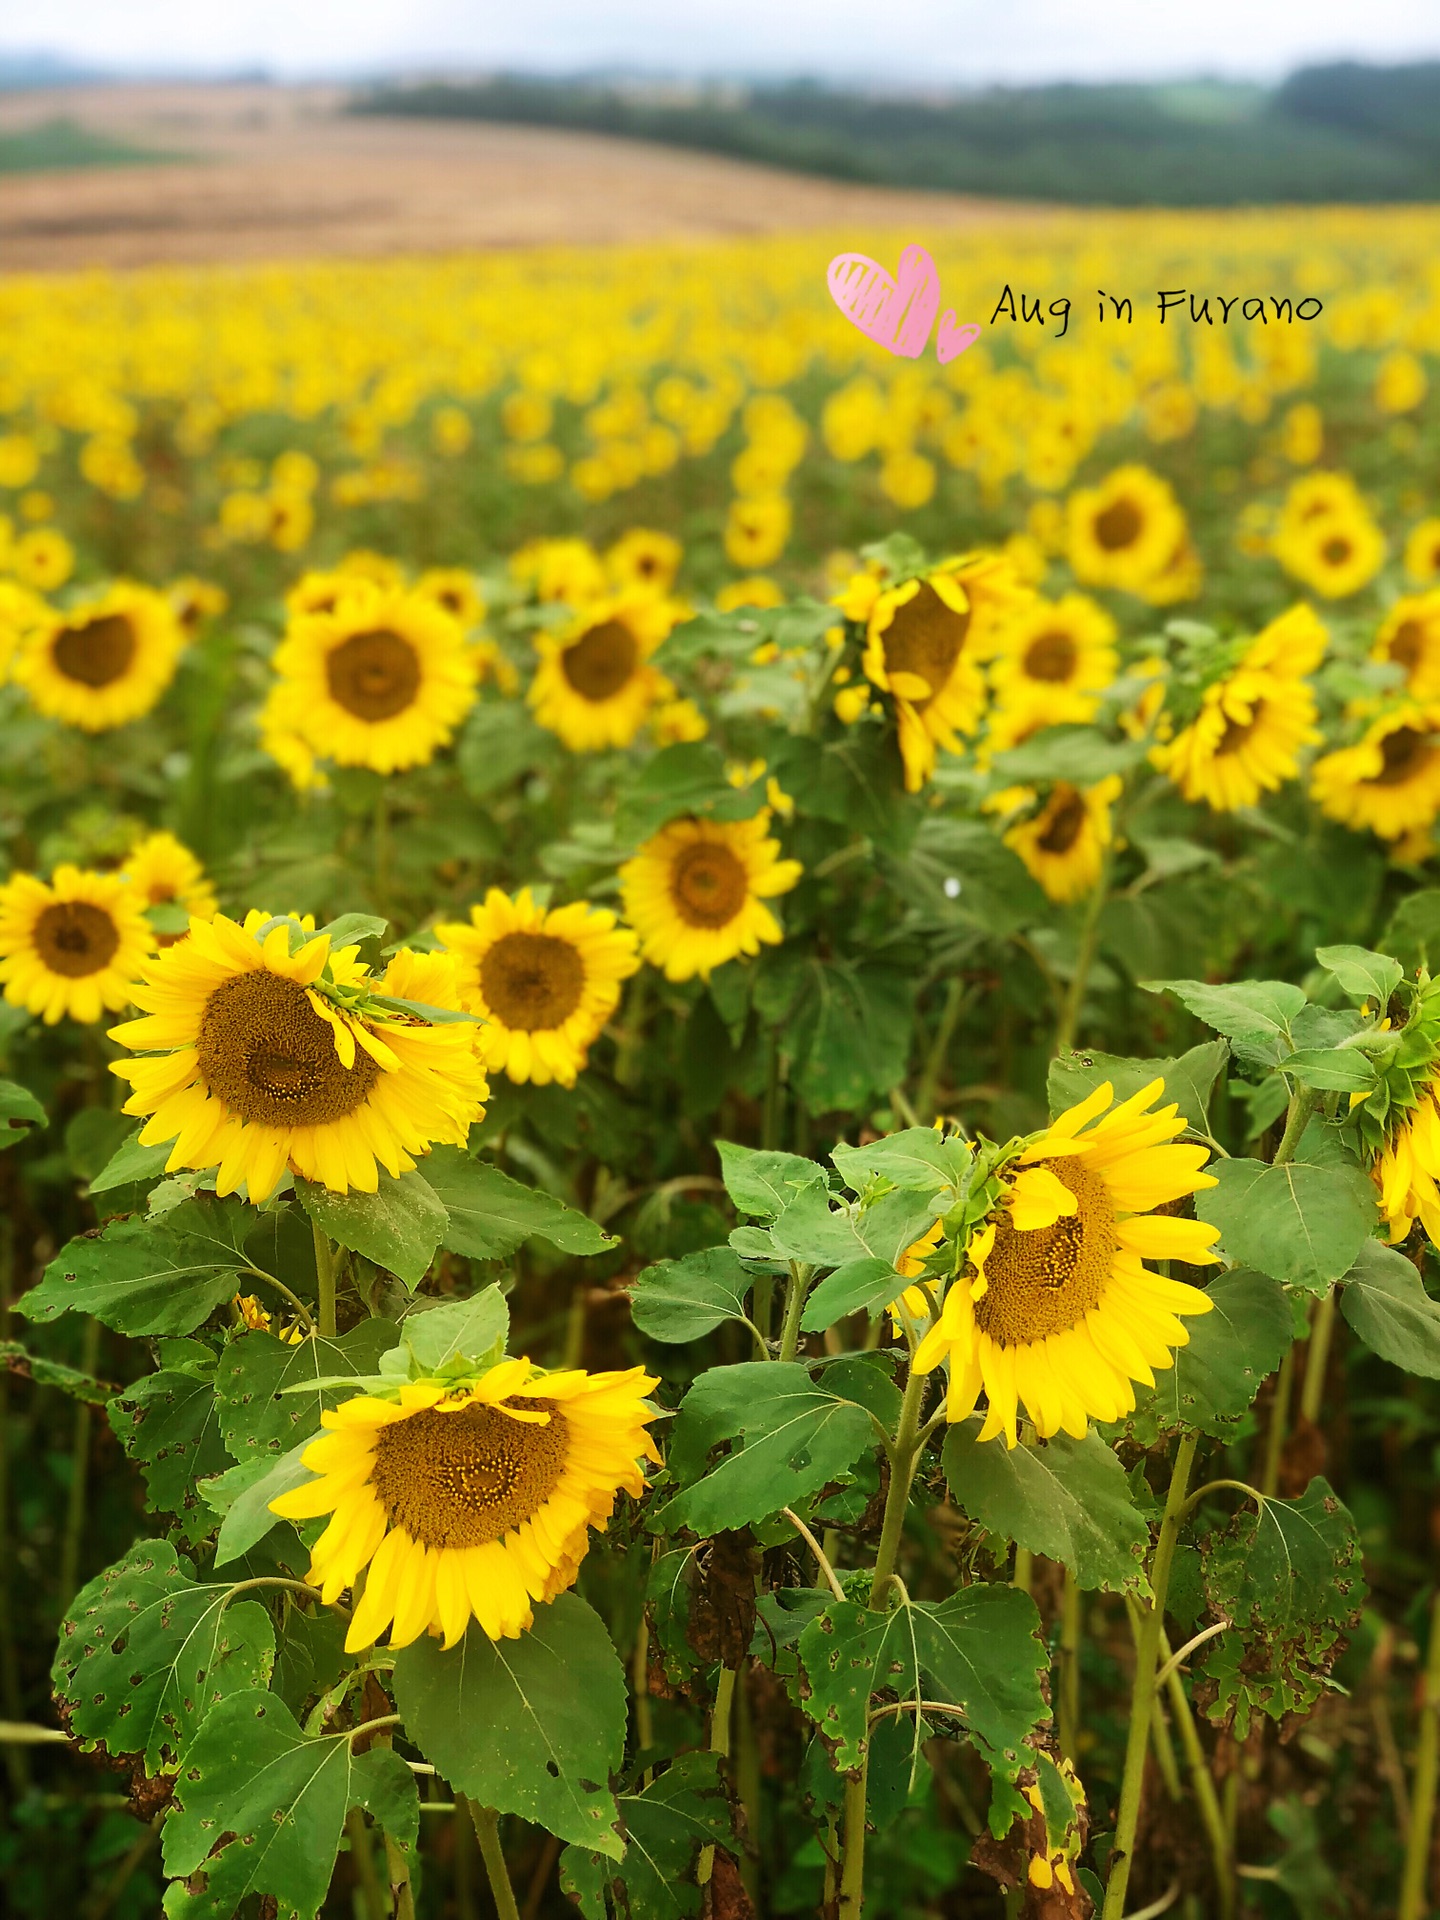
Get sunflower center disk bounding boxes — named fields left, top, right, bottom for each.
left=1389, top=622, right=1424, bottom=674
left=1321, top=536, right=1352, bottom=566
left=196, top=971, right=380, bottom=1127
left=669, top=842, right=749, bottom=929
left=53, top=614, right=137, bottom=689
left=325, top=629, right=422, bottom=722
left=478, top=931, right=586, bottom=1031
left=1093, top=499, right=1143, bottom=551
left=881, top=582, right=970, bottom=708
left=1023, top=632, right=1079, bottom=683
left=973, top=1159, right=1118, bottom=1344
left=1217, top=705, right=1261, bottom=756
left=370, top=1400, right=569, bottom=1550
left=560, top=620, right=640, bottom=702
left=1037, top=792, right=1087, bottom=854
left=33, top=902, right=120, bottom=978
left=1373, top=726, right=1433, bottom=786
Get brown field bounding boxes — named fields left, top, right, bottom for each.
left=0, top=81, right=1041, bottom=271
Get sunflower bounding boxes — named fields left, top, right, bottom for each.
left=11, top=582, right=184, bottom=732
left=1403, top=519, right=1440, bottom=586
left=416, top=569, right=485, bottom=630
left=0, top=580, right=47, bottom=679
left=528, top=594, right=678, bottom=752
left=985, top=593, right=1118, bottom=728
left=166, top=577, right=228, bottom=636
left=913, top=1080, right=1219, bottom=1443
left=1274, top=497, right=1386, bottom=599
left=284, top=571, right=372, bottom=621
left=269, top=1357, right=659, bottom=1651
left=855, top=555, right=1029, bottom=793
left=511, top=537, right=607, bottom=607
left=109, top=916, right=488, bottom=1202
left=1373, top=594, right=1440, bottom=700
left=619, top=809, right=802, bottom=982
left=436, top=888, right=640, bottom=1087
left=1066, top=465, right=1187, bottom=595
left=120, top=831, right=218, bottom=934
left=1004, top=776, right=1122, bottom=904
left=606, top=528, right=682, bottom=594
left=269, top=584, right=477, bottom=774
left=0, top=865, right=153, bottom=1025
left=1311, top=703, right=1440, bottom=841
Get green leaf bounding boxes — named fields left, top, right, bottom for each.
left=0, top=1338, right=111, bottom=1403
left=215, top=1320, right=400, bottom=1461
left=798, top=1588, right=1046, bottom=1776
left=563, top=1751, right=733, bottom=1920
left=830, top=1128, right=971, bottom=1200
left=1120, top=1269, right=1295, bottom=1440
left=1382, top=888, right=1440, bottom=972
left=941, top=1422, right=1150, bottom=1593
left=19, top=1198, right=255, bottom=1336
left=1047, top=1040, right=1229, bottom=1135
left=790, top=961, right=916, bottom=1115
left=400, top=1286, right=509, bottom=1372
left=662, top=1362, right=877, bottom=1534
left=800, top=1257, right=907, bottom=1333
left=391, top=1591, right=625, bottom=1856
left=297, top=1170, right=447, bottom=1288
left=1141, top=979, right=1306, bottom=1071
left=1314, top=944, right=1402, bottom=1007
left=1339, top=1237, right=1440, bottom=1379
left=161, top=1690, right=418, bottom=1920
left=109, top=1368, right=229, bottom=1544
left=1281, top=1048, right=1378, bottom=1094
left=53, top=1540, right=274, bottom=1773
left=211, top=1445, right=313, bottom=1567
left=990, top=725, right=1146, bottom=784
left=421, top=1146, right=615, bottom=1258
left=759, top=1184, right=937, bottom=1272
left=715, top=1141, right=823, bottom=1219
left=615, top=741, right=746, bottom=842
left=316, top=912, right=389, bottom=949
left=88, top=1127, right=173, bottom=1194
left=66, top=1107, right=134, bottom=1183
left=1197, top=1479, right=1367, bottom=1737
left=1206, top=1157, right=1378, bottom=1294
left=630, top=1248, right=755, bottom=1343
left=0, top=1077, right=45, bottom=1143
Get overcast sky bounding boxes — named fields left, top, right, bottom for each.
left=3, top=0, right=1439, bottom=85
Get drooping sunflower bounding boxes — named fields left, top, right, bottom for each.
left=437, top=888, right=640, bottom=1087
left=1003, top=776, right=1122, bottom=904
left=1066, top=465, right=1187, bottom=595
left=619, top=809, right=802, bottom=982
left=109, top=916, right=488, bottom=1202
left=1311, top=703, right=1440, bottom=841
left=1373, top=594, right=1440, bottom=700
left=269, top=584, right=477, bottom=775
left=914, top=1080, right=1220, bottom=1443
left=11, top=583, right=184, bottom=732
left=0, top=865, right=153, bottom=1025
left=852, top=554, right=1030, bottom=792
left=985, top=593, right=1118, bottom=729
left=528, top=594, right=678, bottom=752
left=120, top=831, right=219, bottom=933
left=270, top=1357, right=659, bottom=1651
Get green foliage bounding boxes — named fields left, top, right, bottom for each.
left=422, top=1144, right=616, bottom=1257
left=1120, top=1268, right=1295, bottom=1439
left=1142, top=978, right=1308, bottom=1071
left=391, top=1593, right=627, bottom=1855
left=0, top=1077, right=45, bottom=1142
left=1047, top=1039, right=1229, bottom=1132
left=1205, top=1156, right=1378, bottom=1294
left=562, top=1751, right=734, bottom=1920
left=20, top=1198, right=255, bottom=1336
left=160, top=1692, right=417, bottom=1920
left=629, top=1247, right=756, bottom=1343
left=296, top=1171, right=447, bottom=1287
left=108, top=1358, right=229, bottom=1544
left=942, top=1422, right=1150, bottom=1592
left=1339, top=1237, right=1440, bottom=1378
left=214, top=1320, right=398, bottom=1459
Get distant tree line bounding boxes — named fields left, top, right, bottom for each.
left=351, top=63, right=1440, bottom=206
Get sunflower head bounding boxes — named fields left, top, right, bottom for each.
left=913, top=1078, right=1219, bottom=1444
left=606, top=528, right=683, bottom=594
left=270, top=1355, right=659, bottom=1650
left=1066, top=465, right=1186, bottom=594
left=1002, top=776, right=1122, bottom=903
left=619, top=808, right=802, bottom=982
left=437, top=888, right=640, bottom=1088
left=528, top=594, right=678, bottom=753
left=120, top=830, right=218, bottom=938
left=1374, top=594, right=1440, bottom=700
left=12, top=583, right=185, bottom=733
left=109, top=912, right=488, bottom=1202
left=985, top=592, right=1118, bottom=728
left=0, top=864, right=154, bottom=1025
left=1312, top=702, right=1440, bottom=843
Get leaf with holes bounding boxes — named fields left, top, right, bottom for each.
left=296, top=1170, right=447, bottom=1288
left=52, top=1540, right=274, bottom=1774
left=160, top=1690, right=418, bottom=1920
left=0, top=1077, right=45, bottom=1144
left=214, top=1321, right=400, bottom=1462
left=1205, top=1156, right=1377, bottom=1294
left=629, top=1248, right=755, bottom=1344
left=108, top=1368, right=230, bottom=1545
left=19, top=1198, right=256, bottom=1337
left=391, top=1591, right=626, bottom=1855
left=1118, top=1268, right=1296, bottom=1442
left=1047, top=1040, right=1229, bottom=1134
left=942, top=1421, right=1150, bottom=1593
left=1339, top=1236, right=1440, bottom=1378
left=421, top=1146, right=615, bottom=1258
left=561, top=1751, right=734, bottom=1920
left=660, top=1362, right=877, bottom=1535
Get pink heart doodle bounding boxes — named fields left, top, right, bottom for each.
left=826, top=244, right=940, bottom=359
left=936, top=310, right=982, bottom=365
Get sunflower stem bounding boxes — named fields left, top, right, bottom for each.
left=345, top=1806, right=388, bottom=1920
left=1103, top=1428, right=1199, bottom=1920
left=777, top=1262, right=812, bottom=1363
left=1011, top=1546, right=1033, bottom=1595
left=1158, top=1627, right=1235, bottom=1920
left=697, top=1664, right=738, bottom=1887
left=1058, top=1567, right=1082, bottom=1765
left=1299, top=1289, right=1337, bottom=1426
left=313, top=1222, right=338, bottom=1338
left=58, top=1315, right=101, bottom=1606
left=1399, top=1588, right=1440, bottom=1920
left=466, top=1801, right=521, bottom=1920
left=1273, top=1083, right=1319, bottom=1166
left=914, top=977, right=967, bottom=1124
left=373, top=783, right=392, bottom=925
left=1259, top=1346, right=1294, bottom=1500
left=1054, top=846, right=1114, bottom=1055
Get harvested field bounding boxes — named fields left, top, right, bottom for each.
left=0, top=81, right=1041, bottom=269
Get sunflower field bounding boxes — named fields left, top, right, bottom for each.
left=1, top=205, right=1440, bottom=1920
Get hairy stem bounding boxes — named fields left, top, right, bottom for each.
left=777, top=1262, right=813, bottom=1364
left=1159, top=1629, right=1235, bottom=1920
left=1054, top=849, right=1114, bottom=1055
left=698, top=1664, right=738, bottom=1887
left=345, top=1806, right=388, bottom=1920
left=1299, top=1290, right=1337, bottom=1426
left=1058, top=1568, right=1082, bottom=1765
left=1399, top=1589, right=1440, bottom=1920
left=1103, top=1429, right=1199, bottom=1920
left=466, top=1801, right=521, bottom=1920
left=313, top=1221, right=338, bottom=1339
